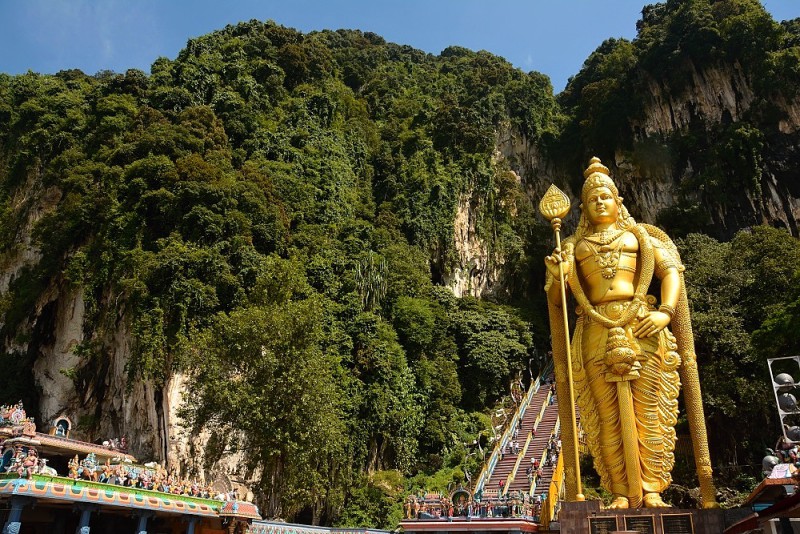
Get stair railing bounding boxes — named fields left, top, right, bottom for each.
left=539, top=358, right=554, bottom=386
left=539, top=449, right=565, bottom=529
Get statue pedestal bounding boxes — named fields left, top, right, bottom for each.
left=555, top=500, right=751, bottom=534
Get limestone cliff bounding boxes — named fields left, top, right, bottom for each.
left=442, top=194, right=500, bottom=299
left=627, top=60, right=800, bottom=236
left=0, top=182, right=247, bottom=494
left=497, top=59, right=800, bottom=239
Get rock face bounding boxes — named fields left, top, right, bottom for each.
left=445, top=132, right=569, bottom=299
left=633, top=61, right=758, bottom=138
left=640, top=61, right=798, bottom=234
left=628, top=60, right=800, bottom=235
left=10, top=274, right=173, bottom=462
left=0, top=181, right=60, bottom=295
left=495, top=60, right=800, bottom=239
left=8, top=269, right=250, bottom=492
left=443, top=194, right=501, bottom=299
left=31, top=291, right=84, bottom=426
left=0, top=188, right=246, bottom=492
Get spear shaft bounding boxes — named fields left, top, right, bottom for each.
left=549, top=216, right=584, bottom=502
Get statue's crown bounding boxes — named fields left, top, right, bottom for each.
left=581, top=157, right=618, bottom=200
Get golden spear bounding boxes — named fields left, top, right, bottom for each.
left=539, top=184, right=584, bottom=502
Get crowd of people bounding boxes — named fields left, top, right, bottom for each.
left=404, top=491, right=546, bottom=521
left=523, top=435, right=562, bottom=485
left=499, top=418, right=540, bottom=461
left=495, top=379, right=563, bottom=495
left=473, top=491, right=543, bottom=520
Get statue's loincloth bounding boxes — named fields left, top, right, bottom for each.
left=572, top=298, right=681, bottom=496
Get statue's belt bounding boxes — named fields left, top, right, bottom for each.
left=577, top=299, right=646, bottom=323
left=576, top=299, right=652, bottom=380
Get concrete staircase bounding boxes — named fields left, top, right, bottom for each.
left=484, top=376, right=559, bottom=496
left=520, top=400, right=559, bottom=498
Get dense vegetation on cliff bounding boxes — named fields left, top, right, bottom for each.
left=0, top=19, right=555, bottom=525
left=0, top=0, right=798, bottom=525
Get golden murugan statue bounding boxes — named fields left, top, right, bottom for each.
left=543, top=158, right=717, bottom=509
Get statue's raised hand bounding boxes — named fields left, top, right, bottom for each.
left=544, top=243, right=573, bottom=280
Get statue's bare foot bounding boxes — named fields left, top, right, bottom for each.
left=643, top=493, right=670, bottom=508
left=606, top=496, right=629, bottom=509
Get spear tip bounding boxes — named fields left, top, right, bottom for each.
left=539, top=184, right=571, bottom=221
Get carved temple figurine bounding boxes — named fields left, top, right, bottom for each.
left=16, top=448, right=37, bottom=478
left=404, top=497, right=412, bottom=519
left=99, top=460, right=112, bottom=483
left=68, top=455, right=80, bottom=479
left=544, top=158, right=717, bottom=509
left=79, top=453, right=98, bottom=481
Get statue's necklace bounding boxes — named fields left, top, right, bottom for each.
left=583, top=228, right=625, bottom=246
left=585, top=236, right=624, bottom=279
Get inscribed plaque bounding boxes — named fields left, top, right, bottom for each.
left=624, top=515, right=655, bottom=534
left=588, top=516, right=618, bottom=534
left=661, top=513, right=694, bottom=534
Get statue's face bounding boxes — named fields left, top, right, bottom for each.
left=584, top=186, right=619, bottom=225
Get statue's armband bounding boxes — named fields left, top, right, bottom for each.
left=652, top=236, right=683, bottom=278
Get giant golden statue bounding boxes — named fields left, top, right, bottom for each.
left=542, top=157, right=717, bottom=509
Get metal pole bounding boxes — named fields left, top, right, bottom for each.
left=551, top=217, right=584, bottom=501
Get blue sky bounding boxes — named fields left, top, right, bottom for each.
left=1, top=1, right=797, bottom=93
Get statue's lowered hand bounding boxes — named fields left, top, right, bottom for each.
left=633, top=311, right=671, bottom=338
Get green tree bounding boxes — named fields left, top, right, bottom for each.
left=184, top=268, right=347, bottom=519
left=679, top=227, right=800, bottom=476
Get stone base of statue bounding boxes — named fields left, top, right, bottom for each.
left=553, top=500, right=750, bottom=534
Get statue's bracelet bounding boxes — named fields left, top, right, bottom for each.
left=658, top=304, right=675, bottom=318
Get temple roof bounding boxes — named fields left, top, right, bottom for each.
left=219, top=500, right=263, bottom=519
left=1, top=431, right=137, bottom=463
